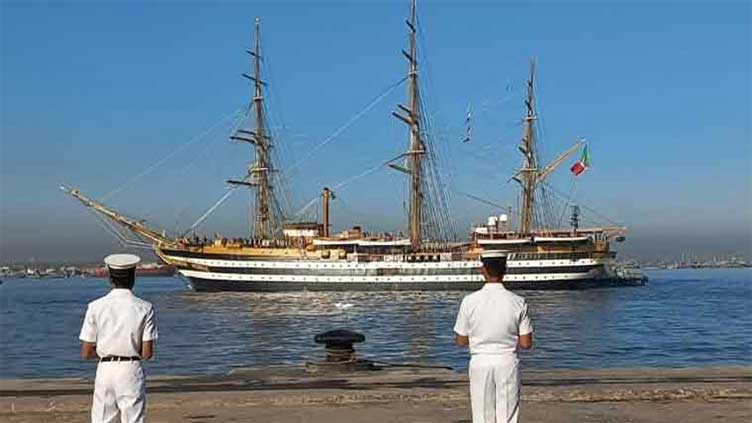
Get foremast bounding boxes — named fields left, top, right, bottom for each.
left=392, top=0, right=425, bottom=249
left=514, top=59, right=585, bottom=234
left=229, top=18, right=280, bottom=239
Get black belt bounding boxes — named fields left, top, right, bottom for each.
left=100, top=356, right=141, bottom=362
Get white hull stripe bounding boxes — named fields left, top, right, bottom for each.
left=179, top=269, right=596, bottom=283
left=507, top=259, right=605, bottom=268
left=164, top=255, right=607, bottom=269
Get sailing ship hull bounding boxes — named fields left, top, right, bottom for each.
left=160, top=249, right=644, bottom=292
left=183, top=275, right=643, bottom=292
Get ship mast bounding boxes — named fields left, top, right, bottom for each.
left=392, top=0, right=425, bottom=249
left=229, top=18, right=277, bottom=239
left=321, top=187, right=335, bottom=238
left=519, top=60, right=538, bottom=234
left=514, top=59, right=586, bottom=234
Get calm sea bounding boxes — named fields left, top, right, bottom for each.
left=1, top=268, right=750, bottom=379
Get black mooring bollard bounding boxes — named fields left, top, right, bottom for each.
left=314, top=329, right=366, bottom=362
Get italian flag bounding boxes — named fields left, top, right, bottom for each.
left=570, top=145, right=591, bottom=176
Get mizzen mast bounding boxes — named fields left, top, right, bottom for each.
left=514, top=59, right=586, bottom=234
left=229, top=18, right=278, bottom=239
left=518, top=60, right=538, bottom=234
left=392, top=0, right=425, bottom=249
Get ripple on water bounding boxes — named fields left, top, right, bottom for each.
left=0, top=268, right=750, bottom=378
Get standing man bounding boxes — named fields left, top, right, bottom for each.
left=454, top=251, right=533, bottom=423
left=79, top=254, right=158, bottom=423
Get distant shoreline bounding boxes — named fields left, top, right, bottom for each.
left=643, top=265, right=751, bottom=270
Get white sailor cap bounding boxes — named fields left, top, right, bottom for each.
left=104, top=254, right=141, bottom=270
left=480, top=251, right=508, bottom=261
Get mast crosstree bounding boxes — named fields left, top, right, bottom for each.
left=228, top=18, right=280, bottom=239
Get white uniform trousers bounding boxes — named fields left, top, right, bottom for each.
left=468, top=354, right=520, bottom=423
left=92, top=361, right=146, bottom=423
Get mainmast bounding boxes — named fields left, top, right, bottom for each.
left=519, top=60, right=538, bottom=234
left=229, top=18, right=277, bottom=239
left=393, top=0, right=425, bottom=249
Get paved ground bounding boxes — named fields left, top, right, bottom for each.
left=2, top=366, right=750, bottom=422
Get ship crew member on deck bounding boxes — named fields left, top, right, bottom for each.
left=454, top=251, right=533, bottom=423
left=79, top=254, right=158, bottom=423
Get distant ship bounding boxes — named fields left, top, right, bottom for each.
left=63, top=0, right=646, bottom=292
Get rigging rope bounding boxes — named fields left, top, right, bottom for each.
left=100, top=107, right=243, bottom=202
left=542, top=181, right=621, bottom=227
left=452, top=189, right=511, bottom=211
left=332, top=161, right=387, bottom=191
left=418, top=90, right=458, bottom=241
left=293, top=195, right=319, bottom=218
left=286, top=77, right=407, bottom=173
left=89, top=209, right=128, bottom=246
left=556, top=178, right=578, bottom=228
left=139, top=113, right=245, bottom=227
left=89, top=208, right=153, bottom=249
left=262, top=52, right=297, bottom=219
left=292, top=156, right=394, bottom=218
left=182, top=187, right=239, bottom=236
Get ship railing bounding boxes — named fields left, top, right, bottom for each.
left=344, top=251, right=473, bottom=263
left=179, top=236, right=307, bottom=249
left=511, top=251, right=615, bottom=261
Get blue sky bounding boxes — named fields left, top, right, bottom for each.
left=1, top=0, right=750, bottom=262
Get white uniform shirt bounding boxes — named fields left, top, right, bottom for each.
left=79, top=289, right=158, bottom=358
left=454, top=283, right=533, bottom=355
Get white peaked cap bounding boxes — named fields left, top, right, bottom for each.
left=104, top=254, right=141, bottom=270
left=480, top=251, right=508, bottom=260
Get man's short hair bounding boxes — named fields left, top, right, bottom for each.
left=480, top=251, right=508, bottom=281
left=109, top=267, right=136, bottom=289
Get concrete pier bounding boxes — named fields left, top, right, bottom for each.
left=1, top=366, right=750, bottom=422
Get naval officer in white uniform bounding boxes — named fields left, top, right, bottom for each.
left=454, top=251, right=533, bottom=423
left=79, top=254, right=158, bottom=423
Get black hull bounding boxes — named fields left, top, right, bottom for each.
left=185, top=277, right=647, bottom=292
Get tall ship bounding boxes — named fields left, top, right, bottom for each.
left=63, top=1, right=645, bottom=292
